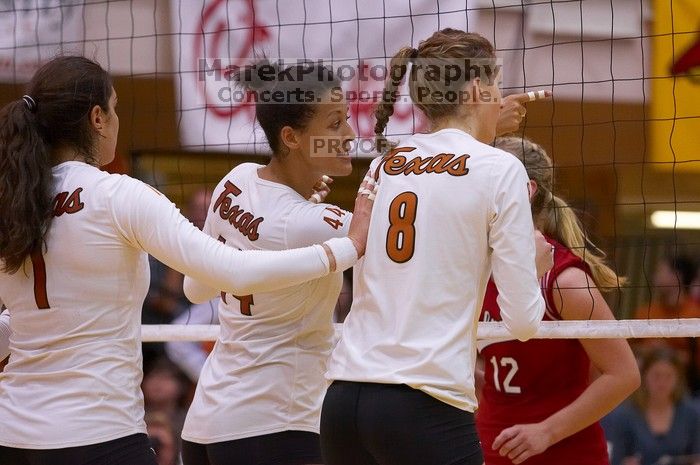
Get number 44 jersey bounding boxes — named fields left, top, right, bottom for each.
left=327, top=128, right=545, bottom=413
left=181, top=163, right=351, bottom=444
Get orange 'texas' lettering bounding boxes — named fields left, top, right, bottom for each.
left=382, top=147, right=470, bottom=177
left=53, top=188, right=84, bottom=217
left=213, top=180, right=264, bottom=241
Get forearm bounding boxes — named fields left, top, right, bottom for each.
left=115, top=181, right=358, bottom=296
left=541, top=372, right=635, bottom=445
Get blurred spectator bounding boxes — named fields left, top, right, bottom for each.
left=142, top=188, right=212, bottom=370
left=633, top=255, right=700, bottom=374
left=603, top=348, right=700, bottom=465
left=634, top=255, right=698, bottom=321
left=691, top=264, right=700, bottom=306
left=142, top=357, right=191, bottom=439
left=146, top=411, right=180, bottom=465
left=165, top=299, right=219, bottom=383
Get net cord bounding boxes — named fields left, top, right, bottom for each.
left=141, top=319, right=700, bottom=342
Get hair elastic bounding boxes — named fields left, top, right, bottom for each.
left=22, top=95, right=37, bottom=113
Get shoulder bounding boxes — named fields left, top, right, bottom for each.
left=212, top=163, right=262, bottom=190
left=548, top=240, right=591, bottom=278
left=284, top=200, right=350, bottom=248
left=95, top=171, right=151, bottom=195
left=286, top=200, right=350, bottom=228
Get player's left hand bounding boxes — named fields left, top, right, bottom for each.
left=309, top=175, right=333, bottom=203
left=492, top=422, right=554, bottom=464
left=495, top=90, right=552, bottom=137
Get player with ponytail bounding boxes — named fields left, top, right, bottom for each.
left=475, top=136, right=640, bottom=465
left=322, top=29, right=552, bottom=465
left=0, top=55, right=373, bottom=465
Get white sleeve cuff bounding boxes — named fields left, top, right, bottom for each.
left=324, top=237, right=358, bottom=272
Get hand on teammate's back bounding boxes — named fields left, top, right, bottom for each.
left=534, top=230, right=554, bottom=278
left=347, top=171, right=378, bottom=258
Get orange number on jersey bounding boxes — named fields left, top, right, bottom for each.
left=323, top=217, right=343, bottom=230
left=233, top=294, right=254, bottom=316
left=323, top=206, right=345, bottom=230
left=30, top=252, right=50, bottom=309
left=217, top=235, right=254, bottom=316
left=386, top=192, right=418, bottom=263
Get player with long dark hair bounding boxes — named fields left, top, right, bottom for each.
left=0, top=55, right=373, bottom=465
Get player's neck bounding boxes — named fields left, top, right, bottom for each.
left=260, top=157, right=319, bottom=199
left=52, top=147, right=89, bottom=165
left=430, top=114, right=490, bottom=144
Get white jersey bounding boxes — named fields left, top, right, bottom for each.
left=182, top=163, right=351, bottom=444
left=327, top=129, right=545, bottom=412
left=0, top=309, right=9, bottom=361
left=0, top=161, right=345, bottom=449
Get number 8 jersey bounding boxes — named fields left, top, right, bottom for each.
left=327, top=129, right=545, bottom=412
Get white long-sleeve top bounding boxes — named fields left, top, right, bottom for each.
left=0, top=161, right=354, bottom=449
left=165, top=299, right=220, bottom=382
left=327, top=129, right=545, bottom=412
left=181, top=163, right=352, bottom=444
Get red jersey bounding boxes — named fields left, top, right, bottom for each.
left=476, top=238, right=609, bottom=465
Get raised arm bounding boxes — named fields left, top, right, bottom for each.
left=110, top=177, right=370, bottom=297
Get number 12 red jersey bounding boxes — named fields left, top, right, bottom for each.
left=476, top=238, right=610, bottom=465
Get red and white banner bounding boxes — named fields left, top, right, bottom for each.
left=0, top=1, right=84, bottom=82
left=173, top=0, right=649, bottom=153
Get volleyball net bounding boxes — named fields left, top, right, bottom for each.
left=0, top=0, right=699, bottom=339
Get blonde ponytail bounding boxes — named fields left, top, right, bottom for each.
left=495, top=136, right=625, bottom=292
left=540, top=193, right=625, bottom=291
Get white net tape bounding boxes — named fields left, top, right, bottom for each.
left=142, top=319, right=700, bottom=342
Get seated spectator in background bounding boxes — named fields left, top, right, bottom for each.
left=165, top=299, right=220, bottom=383
left=142, top=188, right=213, bottom=370
left=146, top=411, right=179, bottom=465
left=633, top=254, right=700, bottom=393
left=691, top=264, right=700, bottom=306
left=142, top=357, right=191, bottom=440
left=634, top=254, right=699, bottom=322
left=603, top=348, right=700, bottom=465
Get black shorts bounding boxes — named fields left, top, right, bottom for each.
left=181, top=430, right=322, bottom=465
left=320, top=381, right=483, bottom=465
left=0, top=433, right=157, bottom=465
